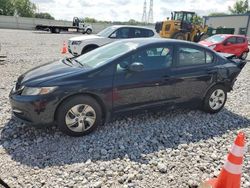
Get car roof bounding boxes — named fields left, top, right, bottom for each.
left=110, top=25, right=154, bottom=30
left=115, top=38, right=209, bottom=49
left=214, top=34, right=247, bottom=38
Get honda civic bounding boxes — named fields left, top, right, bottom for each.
left=9, top=38, right=246, bottom=136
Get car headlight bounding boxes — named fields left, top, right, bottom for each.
left=21, top=86, right=57, bottom=96
left=209, top=45, right=216, bottom=50
left=72, top=41, right=82, bottom=45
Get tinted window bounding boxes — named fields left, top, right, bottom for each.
left=226, top=37, right=237, bottom=44
left=206, top=52, right=214, bottom=64
left=142, top=29, right=154, bottom=37
left=132, top=28, right=154, bottom=38
left=236, top=37, right=245, bottom=44
left=177, top=47, right=213, bottom=66
left=111, top=28, right=131, bottom=38
left=117, top=46, right=173, bottom=72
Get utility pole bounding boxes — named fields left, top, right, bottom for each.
left=148, top=0, right=154, bottom=23
left=141, top=0, right=147, bottom=23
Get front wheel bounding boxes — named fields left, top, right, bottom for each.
left=240, top=51, right=248, bottom=60
left=86, top=29, right=92, bottom=34
left=56, top=96, right=102, bottom=136
left=203, top=85, right=227, bottom=113
left=172, top=32, right=186, bottom=40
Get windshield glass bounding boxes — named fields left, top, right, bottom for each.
left=75, top=41, right=139, bottom=69
left=205, top=35, right=226, bottom=43
left=96, top=26, right=117, bottom=37
left=174, top=12, right=183, bottom=20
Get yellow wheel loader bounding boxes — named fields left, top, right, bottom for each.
left=155, top=11, right=209, bottom=42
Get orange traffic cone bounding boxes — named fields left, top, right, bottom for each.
left=199, top=132, right=246, bottom=188
left=61, top=41, right=67, bottom=54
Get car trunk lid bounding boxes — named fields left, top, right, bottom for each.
left=218, top=52, right=247, bottom=69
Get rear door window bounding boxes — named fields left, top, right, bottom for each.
left=111, top=28, right=131, bottom=38
left=226, top=37, right=237, bottom=44
left=177, top=47, right=213, bottom=66
left=236, top=37, right=245, bottom=44
left=140, top=29, right=154, bottom=37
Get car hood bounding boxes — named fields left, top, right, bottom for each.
left=199, top=40, right=214, bottom=46
left=18, top=60, right=86, bottom=86
left=70, top=35, right=104, bottom=41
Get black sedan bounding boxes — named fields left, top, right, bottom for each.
left=9, top=38, right=246, bottom=136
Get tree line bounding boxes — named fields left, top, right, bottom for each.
left=0, top=0, right=54, bottom=19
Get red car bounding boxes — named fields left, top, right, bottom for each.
left=199, top=34, right=249, bottom=60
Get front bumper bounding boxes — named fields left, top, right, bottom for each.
left=68, top=43, right=81, bottom=56
left=9, top=91, right=59, bottom=126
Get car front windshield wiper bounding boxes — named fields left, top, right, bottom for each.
left=74, top=58, right=93, bottom=69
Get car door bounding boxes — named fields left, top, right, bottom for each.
left=109, top=27, right=132, bottom=40
left=171, top=45, right=216, bottom=105
left=235, top=37, right=247, bottom=56
left=222, top=36, right=237, bottom=54
left=112, top=44, right=177, bottom=112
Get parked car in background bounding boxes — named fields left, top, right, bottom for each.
left=10, top=39, right=246, bottom=136
left=68, top=25, right=158, bottom=56
left=199, top=34, right=249, bottom=60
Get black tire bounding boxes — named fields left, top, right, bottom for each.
left=86, top=29, right=92, bottom=34
left=172, top=32, right=186, bottom=40
left=51, top=28, right=60, bottom=34
left=56, top=96, right=102, bottom=137
left=203, top=85, right=227, bottom=113
left=240, top=51, right=248, bottom=60
left=81, top=45, right=98, bottom=54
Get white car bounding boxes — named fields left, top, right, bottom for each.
left=68, top=25, right=158, bottom=56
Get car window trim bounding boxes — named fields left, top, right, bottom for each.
left=115, top=43, right=175, bottom=71
left=226, top=36, right=237, bottom=44
left=109, top=27, right=132, bottom=39
left=236, top=37, right=245, bottom=44
left=174, top=44, right=214, bottom=67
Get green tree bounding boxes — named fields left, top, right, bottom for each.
left=0, top=0, right=15, bottom=16
left=83, top=17, right=97, bottom=23
left=229, top=0, right=249, bottom=14
left=35, top=12, right=54, bottom=20
left=192, top=14, right=203, bottom=25
left=13, top=0, right=36, bottom=17
left=208, top=12, right=228, bottom=16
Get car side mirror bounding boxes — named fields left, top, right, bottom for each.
left=128, top=62, right=144, bottom=72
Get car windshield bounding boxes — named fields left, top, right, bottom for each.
left=96, top=26, right=117, bottom=37
left=75, top=41, right=139, bottom=68
left=205, top=35, right=226, bottom=43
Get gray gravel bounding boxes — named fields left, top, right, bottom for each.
left=0, top=29, right=250, bottom=188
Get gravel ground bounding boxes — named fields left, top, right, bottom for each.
left=0, top=29, right=249, bottom=188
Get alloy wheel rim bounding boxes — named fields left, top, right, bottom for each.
left=242, top=52, right=247, bottom=60
left=209, top=89, right=225, bottom=110
left=65, top=104, right=96, bottom=132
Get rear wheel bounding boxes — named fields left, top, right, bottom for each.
left=203, top=85, right=227, bottom=113
left=240, top=51, right=248, bottom=60
left=172, top=32, right=186, bottom=40
left=56, top=96, right=102, bottom=136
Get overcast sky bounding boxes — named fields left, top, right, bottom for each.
left=31, top=0, right=236, bottom=22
